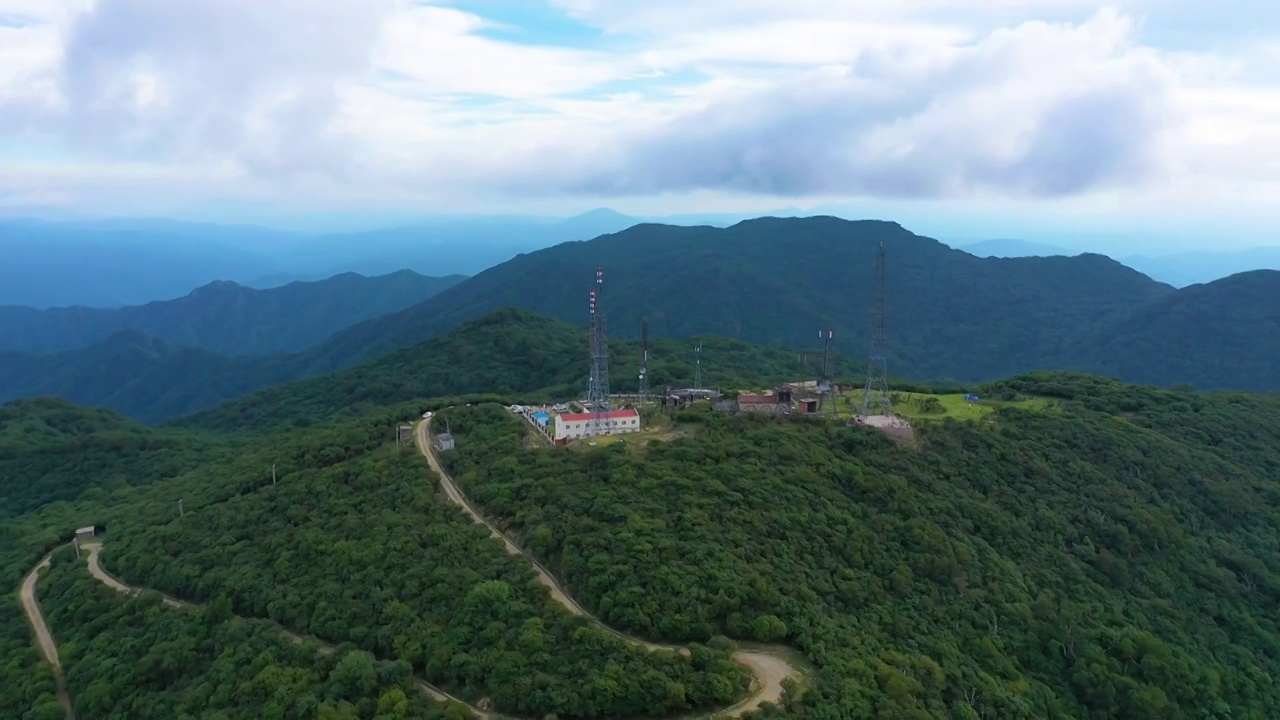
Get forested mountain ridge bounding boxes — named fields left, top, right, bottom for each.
left=173, top=308, right=867, bottom=433
left=0, top=330, right=297, bottom=423
left=302, top=217, right=1176, bottom=383
left=1, top=400, right=751, bottom=719
left=1060, top=270, right=1280, bottom=390
left=0, top=269, right=465, bottom=356
left=5, top=219, right=1277, bottom=426
left=436, top=376, right=1280, bottom=718
left=3, top=345, right=1279, bottom=717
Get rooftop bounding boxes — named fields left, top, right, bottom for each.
left=739, top=394, right=777, bottom=403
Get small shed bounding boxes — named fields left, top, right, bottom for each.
left=435, top=432, right=455, bottom=452
left=76, top=526, right=97, bottom=541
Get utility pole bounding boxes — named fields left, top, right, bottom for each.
left=271, top=463, right=277, bottom=485
left=178, top=499, right=184, bottom=518
left=73, top=537, right=80, bottom=559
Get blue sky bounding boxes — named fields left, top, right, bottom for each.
left=0, top=0, right=1276, bottom=248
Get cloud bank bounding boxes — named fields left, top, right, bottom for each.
left=0, top=0, right=1275, bottom=216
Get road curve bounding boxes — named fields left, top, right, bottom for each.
left=415, top=419, right=801, bottom=717
left=61, top=543, right=491, bottom=719
left=19, top=553, right=76, bottom=720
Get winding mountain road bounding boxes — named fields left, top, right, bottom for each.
left=17, top=420, right=801, bottom=720
left=414, top=419, right=802, bottom=717
left=19, top=553, right=76, bottom=720
left=22, top=543, right=490, bottom=719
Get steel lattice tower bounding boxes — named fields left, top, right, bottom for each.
left=817, top=328, right=840, bottom=417
left=861, top=242, right=893, bottom=416
left=638, top=319, right=650, bottom=401
left=586, top=267, right=610, bottom=436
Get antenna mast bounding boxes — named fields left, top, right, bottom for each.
left=586, top=267, right=611, bottom=436
left=638, top=319, right=650, bottom=401
left=693, top=340, right=703, bottom=389
left=861, top=242, right=893, bottom=416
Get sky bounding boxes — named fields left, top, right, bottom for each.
left=0, top=0, right=1277, bottom=246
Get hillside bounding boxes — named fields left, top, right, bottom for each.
left=435, top=376, right=1280, bottom=718
left=0, top=330, right=296, bottom=423
left=0, top=269, right=465, bottom=356
left=174, top=308, right=865, bottom=432
left=1062, top=270, right=1280, bottom=390
left=0, top=309, right=860, bottom=424
left=2, top=311, right=1279, bottom=717
left=0, top=400, right=749, bottom=720
left=299, top=217, right=1174, bottom=383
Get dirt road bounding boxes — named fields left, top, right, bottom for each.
left=415, top=419, right=801, bottom=716
left=44, top=543, right=488, bottom=718
left=19, top=554, right=76, bottom=720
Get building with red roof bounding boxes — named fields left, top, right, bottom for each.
left=554, top=408, right=641, bottom=442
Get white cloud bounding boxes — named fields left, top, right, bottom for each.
left=0, top=0, right=1275, bottom=221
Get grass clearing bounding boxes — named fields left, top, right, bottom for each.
left=893, top=392, right=1054, bottom=422
left=835, top=391, right=1053, bottom=423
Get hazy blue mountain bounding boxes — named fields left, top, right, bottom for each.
left=0, top=330, right=290, bottom=424
left=1, top=212, right=643, bottom=307
left=0, top=270, right=464, bottom=355
left=960, top=238, right=1075, bottom=257
left=1122, top=247, right=1280, bottom=287
left=0, top=219, right=284, bottom=307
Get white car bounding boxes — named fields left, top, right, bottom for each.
left=422, top=412, right=433, bottom=419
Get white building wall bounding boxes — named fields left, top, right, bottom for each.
left=554, top=415, right=641, bottom=441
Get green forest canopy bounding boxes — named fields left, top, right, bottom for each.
left=436, top=374, right=1280, bottom=719
left=2, top=346, right=1278, bottom=719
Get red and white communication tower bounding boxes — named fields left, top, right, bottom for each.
left=586, top=267, right=610, bottom=435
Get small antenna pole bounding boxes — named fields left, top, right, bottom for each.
left=272, top=463, right=277, bottom=485
left=639, top=319, right=650, bottom=401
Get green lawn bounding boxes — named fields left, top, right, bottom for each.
left=835, top=391, right=1052, bottom=422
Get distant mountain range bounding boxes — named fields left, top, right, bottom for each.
left=6, top=212, right=1278, bottom=308
left=0, top=270, right=465, bottom=356
left=960, top=238, right=1280, bottom=287
left=0, top=212, right=639, bottom=307
left=3, top=216, right=1277, bottom=422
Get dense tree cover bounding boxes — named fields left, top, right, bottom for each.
left=0, top=397, right=233, bottom=518
left=438, top=377, right=1280, bottom=719
left=3, top=400, right=748, bottom=718
left=0, top=332, right=303, bottom=424
left=1059, top=270, right=1280, bottom=391
left=0, top=401, right=443, bottom=719
left=0, top=269, right=464, bottom=356
left=307, top=218, right=1173, bottom=383
left=101, top=447, right=747, bottom=718
left=174, top=309, right=866, bottom=432
left=35, top=548, right=470, bottom=720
